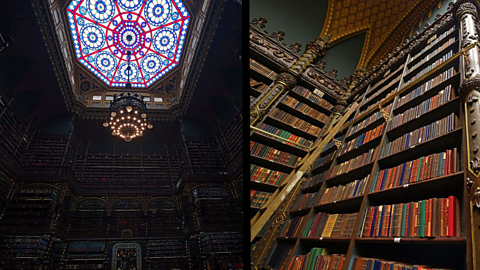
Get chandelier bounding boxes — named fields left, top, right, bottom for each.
left=103, top=51, right=153, bottom=142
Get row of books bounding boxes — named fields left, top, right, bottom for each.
left=389, top=85, right=455, bottom=130
left=381, top=113, right=458, bottom=157
left=396, top=77, right=455, bottom=110
left=250, top=164, right=288, bottom=186
left=302, top=212, right=358, bottom=237
left=319, top=175, right=369, bottom=204
left=280, top=215, right=308, bottom=237
left=291, top=192, right=318, bottom=211
left=362, top=79, right=397, bottom=108
left=268, top=243, right=293, bottom=269
left=322, top=135, right=344, bottom=153
left=338, top=123, right=386, bottom=156
left=303, top=172, right=325, bottom=189
left=250, top=141, right=300, bottom=166
left=409, top=26, right=456, bottom=62
left=281, top=249, right=345, bottom=270
left=406, top=50, right=453, bottom=79
left=250, top=58, right=278, bottom=80
left=326, top=148, right=377, bottom=178
left=367, top=64, right=404, bottom=95
left=353, top=257, right=452, bottom=270
left=403, top=63, right=456, bottom=89
left=313, top=150, right=336, bottom=170
left=282, top=96, right=329, bottom=123
left=361, top=196, right=460, bottom=238
left=360, top=88, right=395, bottom=113
left=270, top=108, right=322, bottom=136
left=348, top=103, right=393, bottom=138
left=250, top=78, right=270, bottom=93
left=291, top=86, right=334, bottom=110
left=256, top=123, right=313, bottom=148
left=372, top=149, right=458, bottom=192
left=250, top=190, right=273, bottom=208
left=407, top=37, right=456, bottom=74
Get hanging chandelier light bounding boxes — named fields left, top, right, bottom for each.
left=103, top=51, right=153, bottom=142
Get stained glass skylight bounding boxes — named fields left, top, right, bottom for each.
left=67, top=0, right=190, bottom=88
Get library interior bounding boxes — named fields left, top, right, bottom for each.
left=250, top=0, right=480, bottom=269
left=0, top=0, right=242, bottom=269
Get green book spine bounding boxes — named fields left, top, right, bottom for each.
left=400, top=203, right=407, bottom=237
left=420, top=200, right=426, bottom=237
left=415, top=157, right=423, bottom=182
left=306, top=247, right=321, bottom=270
left=303, top=219, right=314, bottom=237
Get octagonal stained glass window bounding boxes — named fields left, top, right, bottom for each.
left=67, top=0, right=190, bottom=88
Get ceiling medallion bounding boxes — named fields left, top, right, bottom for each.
left=103, top=51, right=153, bottom=142
left=67, top=0, right=190, bottom=88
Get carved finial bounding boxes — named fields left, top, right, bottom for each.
left=251, top=18, right=268, bottom=30
left=435, top=13, right=442, bottom=20
left=317, top=60, right=326, bottom=70
left=447, top=2, right=454, bottom=10
left=270, top=31, right=285, bottom=42
left=306, top=35, right=330, bottom=58
left=329, top=68, right=338, bottom=78
left=340, top=76, right=350, bottom=86
left=288, top=42, right=302, bottom=53
left=424, top=22, right=431, bottom=29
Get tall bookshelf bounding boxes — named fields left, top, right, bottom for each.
left=249, top=18, right=340, bottom=253
left=251, top=3, right=476, bottom=269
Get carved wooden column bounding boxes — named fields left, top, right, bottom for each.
left=250, top=36, right=329, bottom=126
left=457, top=1, right=480, bottom=270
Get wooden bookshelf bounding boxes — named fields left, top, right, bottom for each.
left=252, top=7, right=474, bottom=269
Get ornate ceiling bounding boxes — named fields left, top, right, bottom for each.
left=32, top=0, right=223, bottom=120
left=320, top=0, right=439, bottom=70
left=66, top=0, right=190, bottom=88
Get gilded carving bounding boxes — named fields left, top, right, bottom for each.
left=456, top=2, right=478, bottom=17
left=276, top=72, right=297, bottom=89
left=250, top=17, right=267, bottom=30
left=250, top=31, right=296, bottom=65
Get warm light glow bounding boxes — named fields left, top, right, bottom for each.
left=126, top=106, right=133, bottom=112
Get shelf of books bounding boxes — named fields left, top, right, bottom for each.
left=0, top=184, right=60, bottom=234
left=253, top=10, right=472, bottom=269
left=190, top=185, right=243, bottom=269
left=73, top=153, right=178, bottom=191
left=109, top=199, right=145, bottom=238
left=21, top=135, right=68, bottom=176
left=68, top=199, right=108, bottom=239
left=249, top=84, right=335, bottom=220
left=0, top=236, right=50, bottom=269
left=147, top=239, right=186, bottom=269
left=64, top=242, right=105, bottom=269
left=147, top=198, right=184, bottom=237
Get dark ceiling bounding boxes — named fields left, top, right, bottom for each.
left=0, top=0, right=241, bottom=151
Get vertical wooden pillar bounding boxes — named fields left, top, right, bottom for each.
left=457, top=2, right=480, bottom=270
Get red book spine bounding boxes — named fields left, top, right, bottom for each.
left=447, top=195, right=455, bottom=237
